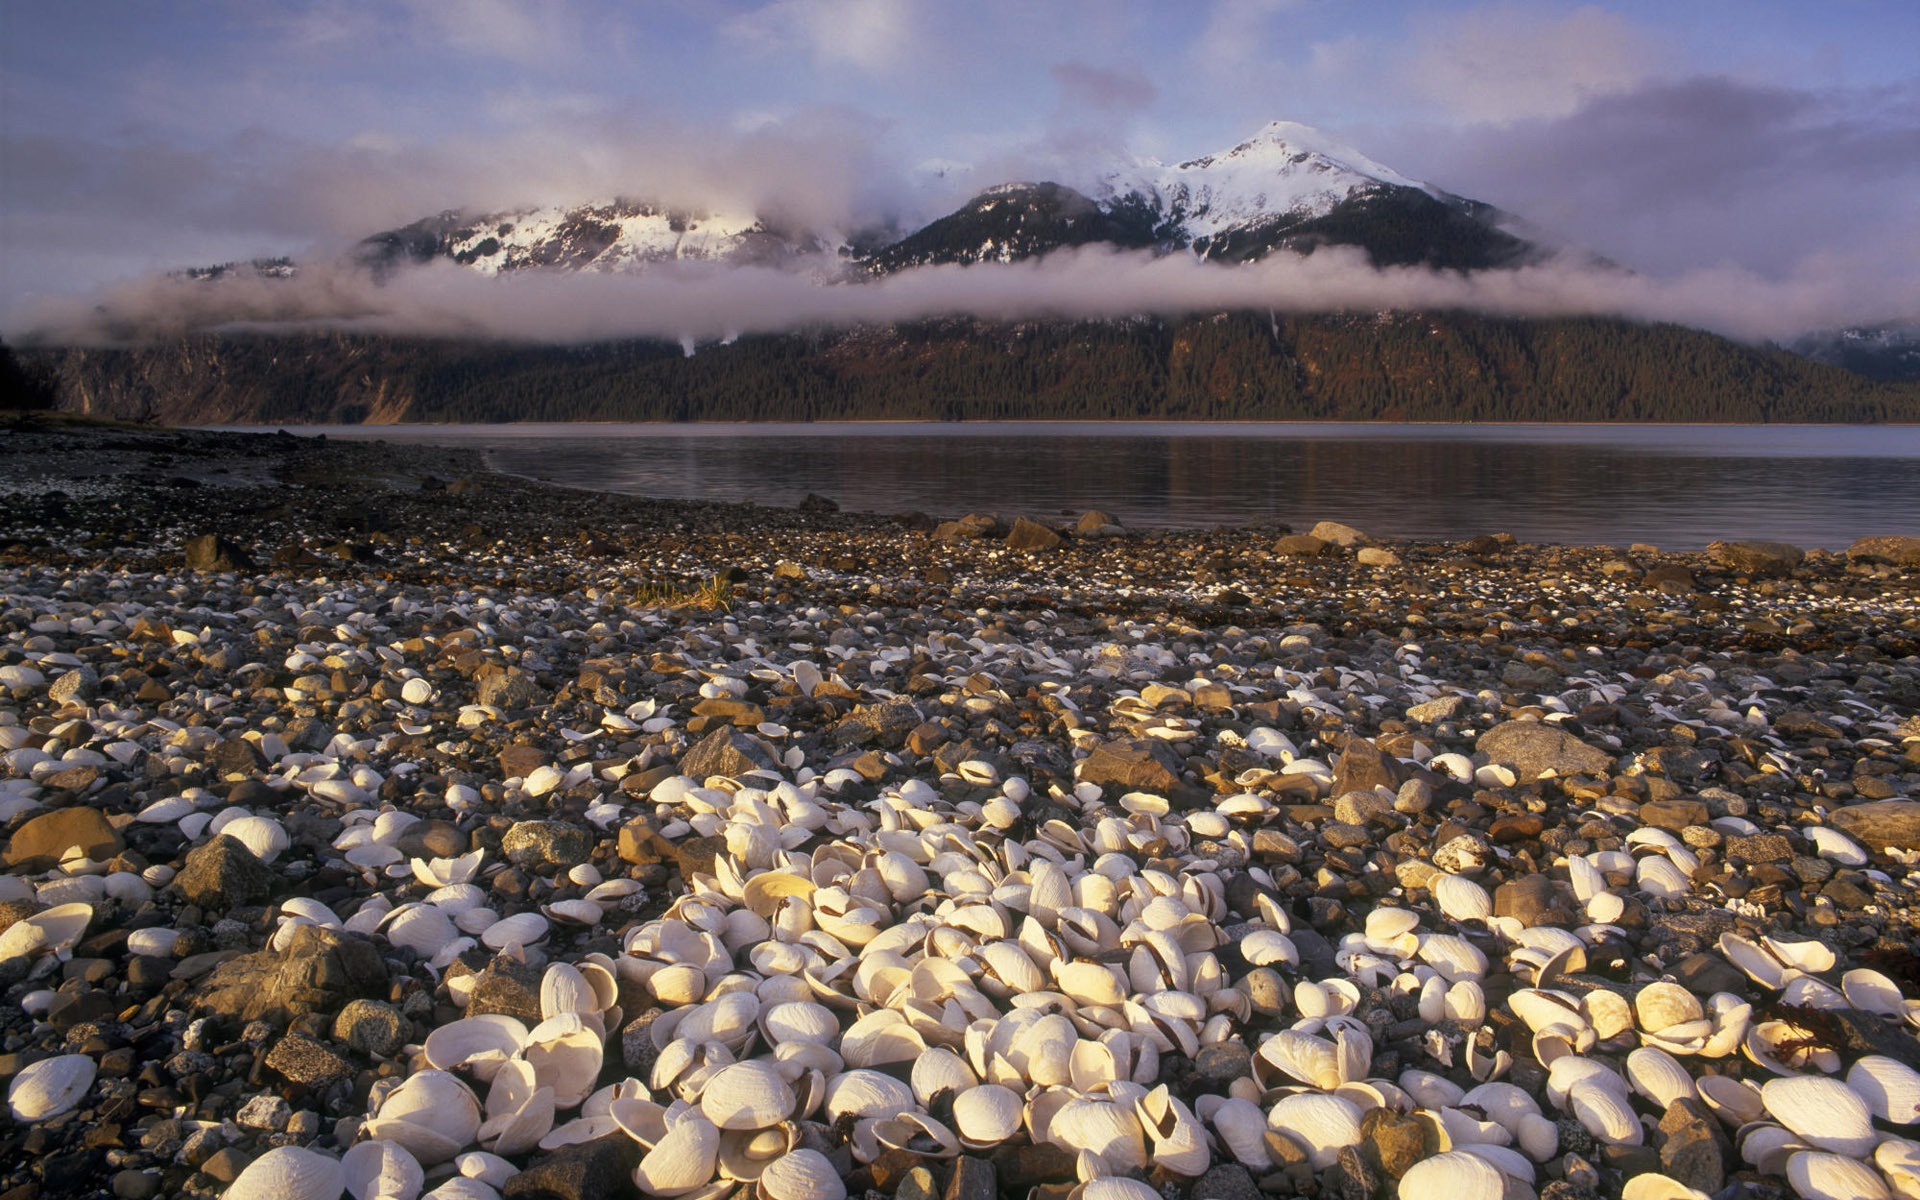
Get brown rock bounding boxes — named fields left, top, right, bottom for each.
left=1828, top=800, right=1920, bottom=853
left=1272, top=534, right=1328, bottom=557
left=1005, top=517, right=1064, bottom=553
left=2, top=806, right=122, bottom=870
left=1331, top=737, right=1407, bottom=796
left=1492, top=874, right=1559, bottom=927
left=498, top=744, right=548, bottom=779
left=1658, top=1097, right=1728, bottom=1195
left=172, top=835, right=277, bottom=908
left=190, top=924, right=388, bottom=1024
left=1078, top=737, right=1185, bottom=796
left=265, top=1033, right=351, bottom=1085
left=1360, top=1107, right=1435, bottom=1178
left=1847, top=535, right=1920, bottom=566
left=679, top=726, right=776, bottom=779
left=1638, top=799, right=1709, bottom=831
left=1724, top=833, right=1792, bottom=863
left=1707, top=540, right=1804, bottom=575
left=1476, top=719, right=1615, bottom=782
left=943, top=1155, right=996, bottom=1200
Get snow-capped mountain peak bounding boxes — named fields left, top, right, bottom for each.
left=1090, top=120, right=1434, bottom=242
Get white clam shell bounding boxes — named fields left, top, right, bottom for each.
left=1265, top=1092, right=1362, bottom=1170
left=701, top=1060, right=797, bottom=1130
left=1849, top=1055, right=1920, bottom=1124
left=758, top=1149, right=846, bottom=1200
left=0, top=901, right=92, bottom=960
left=1762, top=1075, right=1877, bottom=1156
left=633, top=1112, right=720, bottom=1196
left=342, top=1139, right=423, bottom=1200
left=1432, top=873, right=1492, bottom=922
left=952, top=1084, right=1024, bottom=1146
left=6, top=1053, right=95, bottom=1122
left=425, top=1016, right=529, bottom=1079
left=1395, top=1150, right=1506, bottom=1200
left=224, top=1146, right=348, bottom=1200
left=481, top=912, right=549, bottom=950
left=1787, top=1150, right=1893, bottom=1200
left=222, top=815, right=291, bottom=863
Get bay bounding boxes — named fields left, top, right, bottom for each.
left=273, top=422, right=1920, bottom=550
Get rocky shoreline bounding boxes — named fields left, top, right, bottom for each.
left=3, top=420, right=1920, bottom=1200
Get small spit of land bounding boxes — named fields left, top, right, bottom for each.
left=2, top=418, right=1920, bottom=1200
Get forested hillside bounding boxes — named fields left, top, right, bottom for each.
left=39, top=311, right=1920, bottom=426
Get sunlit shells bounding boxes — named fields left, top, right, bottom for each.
left=701, top=1061, right=796, bottom=1130
left=6, top=1053, right=95, bottom=1122
left=952, top=1084, right=1023, bottom=1147
left=1849, top=1056, right=1920, bottom=1124
left=1762, top=1075, right=1877, bottom=1156
left=0, top=901, right=92, bottom=960
left=633, top=1112, right=720, bottom=1196
left=1395, top=1150, right=1506, bottom=1199
left=1265, top=1092, right=1361, bottom=1170
left=341, top=1140, right=423, bottom=1200
left=1787, top=1151, right=1894, bottom=1200
left=759, top=1149, right=846, bottom=1200
left=1431, top=873, right=1492, bottom=922
left=223, top=1146, right=348, bottom=1200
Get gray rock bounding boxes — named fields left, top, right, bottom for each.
left=47, top=666, right=99, bottom=705
left=173, top=835, right=279, bottom=908
left=1193, top=1041, right=1253, bottom=1088
left=1657, top=1097, right=1727, bottom=1195
left=333, top=998, right=406, bottom=1057
left=265, top=1032, right=352, bottom=1084
left=190, top=923, right=388, bottom=1025
left=477, top=667, right=547, bottom=710
left=1476, top=719, right=1615, bottom=782
left=831, top=696, right=923, bottom=750
left=501, top=820, right=591, bottom=869
left=679, top=725, right=778, bottom=778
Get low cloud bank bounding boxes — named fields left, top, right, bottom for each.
left=12, top=244, right=1920, bottom=350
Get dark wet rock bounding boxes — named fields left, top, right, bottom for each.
left=990, top=1143, right=1077, bottom=1191
left=190, top=923, right=388, bottom=1024
left=797, top=492, right=839, bottom=513
left=172, top=835, right=278, bottom=908
left=183, top=533, right=253, bottom=572
left=503, top=1133, right=642, bottom=1200
left=1005, top=517, right=1063, bottom=553
left=1670, top=953, right=1747, bottom=997
left=501, top=820, right=591, bottom=869
left=1476, top=719, right=1615, bottom=782
left=1828, top=800, right=1920, bottom=852
left=3, top=806, right=122, bottom=869
left=1708, top=539, right=1804, bottom=575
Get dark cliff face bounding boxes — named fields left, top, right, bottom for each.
left=32, top=315, right=1920, bottom=427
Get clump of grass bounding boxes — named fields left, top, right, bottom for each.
left=633, top=572, right=733, bottom=612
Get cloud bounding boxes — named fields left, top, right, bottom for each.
left=1368, top=77, right=1920, bottom=279
left=17, top=239, right=1920, bottom=351
left=1404, top=4, right=1666, bottom=124
left=722, top=0, right=921, bottom=75
left=1189, top=0, right=1300, bottom=78
left=1050, top=61, right=1157, bottom=115
left=401, top=0, right=588, bottom=65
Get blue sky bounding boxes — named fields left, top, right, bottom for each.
left=3, top=0, right=1918, bottom=322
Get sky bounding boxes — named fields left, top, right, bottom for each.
left=4, top=0, right=1918, bottom=339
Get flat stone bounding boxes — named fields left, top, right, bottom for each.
left=1724, top=833, right=1792, bottom=863
left=1407, top=694, right=1468, bottom=723
left=1638, top=799, right=1708, bottom=831
left=1356, top=547, right=1400, bottom=567
left=3, top=806, right=122, bottom=870
left=264, top=1033, right=351, bottom=1085
left=1273, top=534, right=1328, bottom=557
left=1476, top=719, right=1615, bottom=782
left=1828, top=800, right=1920, bottom=852
left=1079, top=737, right=1185, bottom=795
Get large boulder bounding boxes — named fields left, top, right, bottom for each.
left=3, top=807, right=122, bottom=870
left=1828, top=801, right=1920, bottom=853
left=183, top=533, right=253, bottom=572
left=1707, top=540, right=1803, bottom=576
left=1079, top=737, right=1186, bottom=795
left=190, top=924, right=389, bottom=1025
left=1476, top=720, right=1615, bottom=782
left=1308, top=521, right=1370, bottom=547
left=1005, top=517, right=1064, bottom=553
left=1846, top=535, right=1920, bottom=566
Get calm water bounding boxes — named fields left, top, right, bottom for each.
left=271, top=423, right=1920, bottom=550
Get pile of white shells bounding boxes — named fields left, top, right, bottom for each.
left=189, top=749, right=1920, bottom=1200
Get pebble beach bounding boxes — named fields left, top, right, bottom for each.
left=4, top=420, right=1920, bottom=1200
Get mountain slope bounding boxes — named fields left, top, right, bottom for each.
left=1791, top=321, right=1920, bottom=381
left=39, top=314, right=1920, bottom=427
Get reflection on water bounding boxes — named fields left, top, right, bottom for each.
left=283, top=422, right=1920, bottom=550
